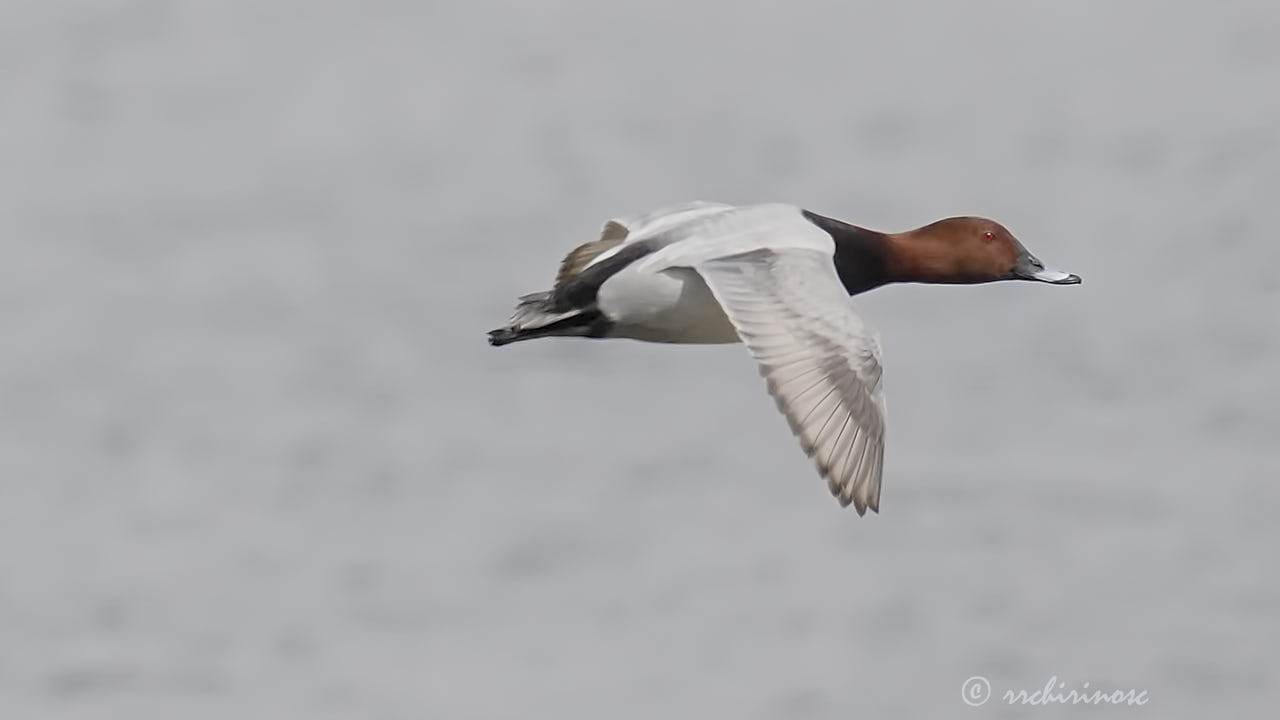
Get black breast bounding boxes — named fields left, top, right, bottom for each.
left=801, top=210, right=892, bottom=295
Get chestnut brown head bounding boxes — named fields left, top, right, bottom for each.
left=890, top=217, right=1081, bottom=286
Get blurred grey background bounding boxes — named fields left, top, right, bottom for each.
left=2, top=1, right=1278, bottom=718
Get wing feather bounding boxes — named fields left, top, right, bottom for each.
left=696, top=246, right=887, bottom=513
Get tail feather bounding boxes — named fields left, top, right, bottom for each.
left=509, top=292, right=561, bottom=327
left=488, top=291, right=604, bottom=346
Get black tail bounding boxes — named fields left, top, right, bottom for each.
left=487, top=291, right=607, bottom=346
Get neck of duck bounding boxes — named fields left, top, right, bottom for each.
left=803, top=211, right=903, bottom=294
left=805, top=211, right=969, bottom=294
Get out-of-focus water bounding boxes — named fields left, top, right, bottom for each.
left=2, top=1, right=1278, bottom=718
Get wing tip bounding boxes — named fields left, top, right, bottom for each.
left=831, top=487, right=879, bottom=515
left=822, top=443, right=883, bottom=515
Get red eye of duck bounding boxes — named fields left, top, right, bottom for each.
left=983, top=231, right=996, bottom=242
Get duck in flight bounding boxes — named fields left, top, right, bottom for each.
left=488, top=202, right=1080, bottom=514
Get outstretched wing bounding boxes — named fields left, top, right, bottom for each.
left=696, top=247, right=886, bottom=513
